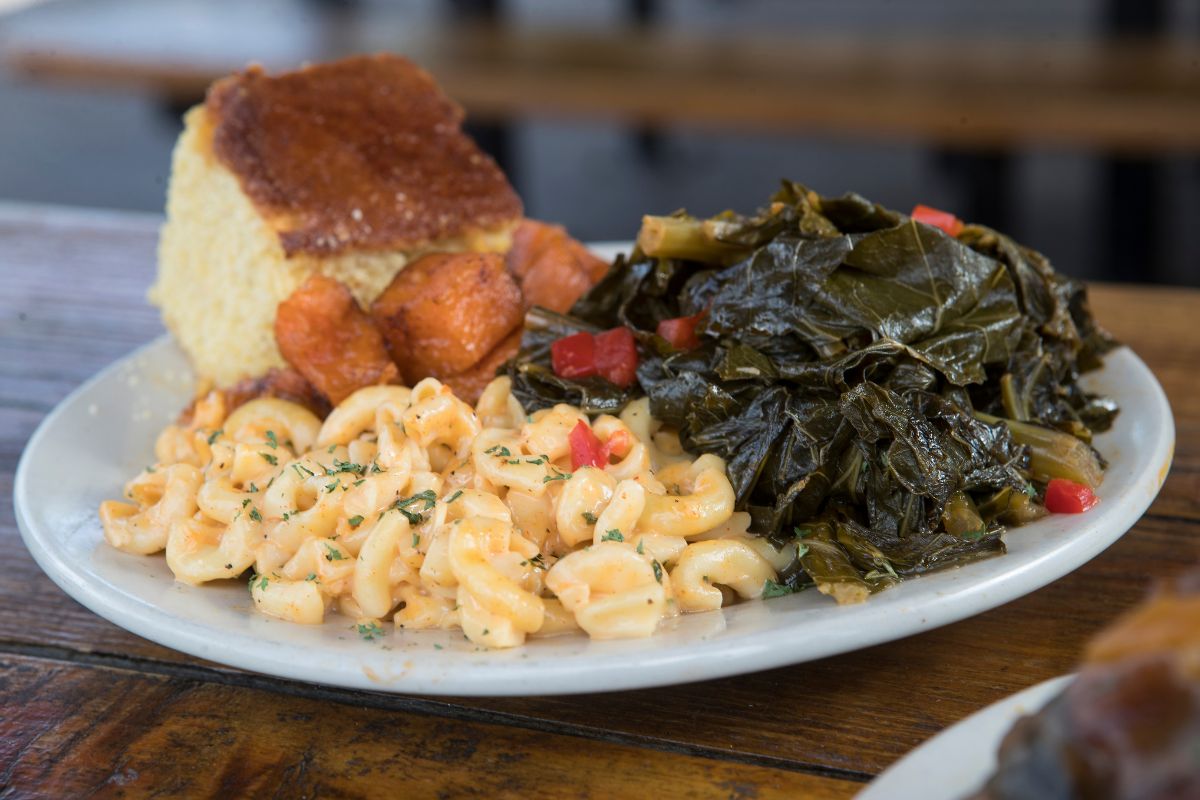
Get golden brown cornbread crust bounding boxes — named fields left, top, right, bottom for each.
left=206, top=53, right=522, bottom=258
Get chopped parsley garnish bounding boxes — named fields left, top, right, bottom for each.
left=505, top=458, right=522, bottom=465
left=347, top=515, right=365, bottom=528
left=543, top=470, right=572, bottom=483
left=792, top=527, right=816, bottom=560
left=265, top=430, right=278, bottom=449
left=482, top=629, right=489, bottom=636
left=259, top=452, right=278, bottom=466
left=484, top=445, right=512, bottom=457
left=305, top=573, right=318, bottom=582
left=241, top=498, right=251, bottom=508
left=356, top=621, right=384, bottom=641
left=601, top=529, right=623, bottom=542
left=446, top=489, right=463, bottom=504
left=636, top=539, right=645, bottom=555
left=370, top=460, right=383, bottom=474
left=762, top=579, right=795, bottom=599
left=248, top=507, right=262, bottom=522
left=251, top=574, right=269, bottom=591
left=247, top=482, right=259, bottom=493
left=390, top=489, right=438, bottom=524
left=326, top=458, right=365, bottom=477
left=282, top=511, right=291, bottom=521
left=395, top=507, right=422, bottom=525
left=206, top=429, right=223, bottom=445
left=324, top=544, right=345, bottom=561
left=863, top=567, right=898, bottom=581
left=875, top=557, right=900, bottom=580
left=293, top=463, right=315, bottom=478
left=352, top=479, right=365, bottom=487
left=327, top=444, right=336, bottom=454
left=651, top=560, right=663, bottom=583
left=144, top=465, right=156, bottom=474
left=407, top=490, right=439, bottom=509
left=581, top=511, right=598, bottom=525
left=325, top=479, right=340, bottom=493
left=525, top=455, right=549, bottom=465
left=433, top=644, right=443, bottom=650
left=527, top=553, right=546, bottom=570
left=412, top=533, right=420, bottom=548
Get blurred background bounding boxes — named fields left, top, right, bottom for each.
left=1, top=0, right=1197, bottom=285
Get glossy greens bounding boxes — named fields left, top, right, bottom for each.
left=506, top=182, right=1116, bottom=601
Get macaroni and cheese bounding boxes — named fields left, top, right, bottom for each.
left=100, top=377, right=791, bottom=648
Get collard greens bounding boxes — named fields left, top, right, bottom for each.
left=507, top=182, right=1115, bottom=600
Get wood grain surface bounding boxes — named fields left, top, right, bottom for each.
left=3, top=652, right=855, bottom=799
left=2, top=204, right=1198, bottom=798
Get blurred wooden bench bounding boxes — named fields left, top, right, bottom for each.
left=2, top=0, right=1198, bottom=153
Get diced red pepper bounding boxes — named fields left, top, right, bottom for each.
left=911, top=204, right=964, bottom=237
left=600, top=429, right=631, bottom=462
left=550, top=327, right=639, bottom=388
left=1044, top=478, right=1099, bottom=514
left=551, top=332, right=596, bottom=380
left=593, top=327, right=639, bottom=388
left=656, top=312, right=704, bottom=350
left=568, top=420, right=605, bottom=470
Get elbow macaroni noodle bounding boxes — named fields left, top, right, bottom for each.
left=100, top=376, right=792, bottom=648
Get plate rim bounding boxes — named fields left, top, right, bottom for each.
left=857, top=674, right=1075, bottom=799
left=14, top=332, right=1175, bottom=696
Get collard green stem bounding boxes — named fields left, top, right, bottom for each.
left=976, top=412, right=1104, bottom=488
left=941, top=491, right=987, bottom=539
left=636, top=215, right=749, bottom=264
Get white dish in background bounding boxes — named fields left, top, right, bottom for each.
left=14, top=244, right=1174, bottom=696
left=858, top=675, right=1073, bottom=799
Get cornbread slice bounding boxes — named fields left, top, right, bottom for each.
left=151, top=54, right=522, bottom=386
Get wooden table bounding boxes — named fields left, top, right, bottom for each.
left=2, top=203, right=1198, bottom=797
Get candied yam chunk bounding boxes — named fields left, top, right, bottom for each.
left=274, top=274, right=399, bottom=405
left=506, top=219, right=609, bottom=312
left=441, top=328, right=522, bottom=403
left=222, top=367, right=332, bottom=419
left=506, top=219, right=562, bottom=282
left=518, top=254, right=594, bottom=314
left=371, top=251, right=524, bottom=382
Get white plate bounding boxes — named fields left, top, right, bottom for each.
left=858, top=674, right=1073, bottom=799
left=14, top=243, right=1175, bottom=696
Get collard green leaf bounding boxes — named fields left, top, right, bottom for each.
left=705, top=234, right=854, bottom=358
